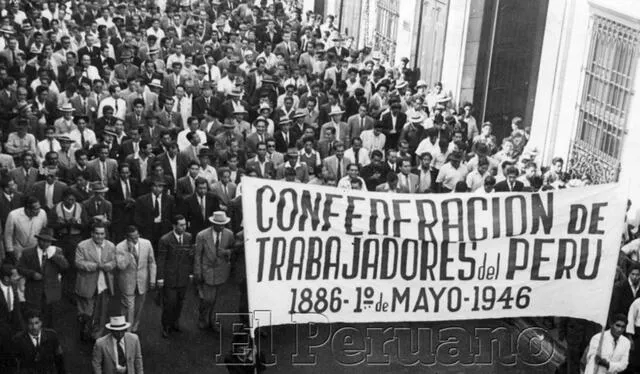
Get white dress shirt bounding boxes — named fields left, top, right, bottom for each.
left=0, top=282, right=13, bottom=311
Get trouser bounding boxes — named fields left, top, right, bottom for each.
left=162, top=286, right=186, bottom=329
left=151, top=223, right=165, bottom=257
left=121, top=292, right=147, bottom=332
left=198, top=284, right=220, bottom=328
left=77, top=291, right=110, bottom=339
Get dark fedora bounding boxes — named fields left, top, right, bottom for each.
left=35, top=227, right=57, bottom=242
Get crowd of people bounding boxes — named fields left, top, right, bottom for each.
left=0, top=0, right=634, bottom=373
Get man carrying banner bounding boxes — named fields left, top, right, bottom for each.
left=584, top=313, right=630, bottom=374
left=194, top=211, right=234, bottom=332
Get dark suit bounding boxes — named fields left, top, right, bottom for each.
left=0, top=192, right=22, bottom=228
left=380, top=112, right=407, bottom=149
left=12, top=328, right=65, bottom=374
left=192, top=95, right=222, bottom=118
left=157, top=231, right=193, bottom=330
left=108, top=178, right=140, bottom=242
left=493, top=180, right=525, bottom=192
left=9, top=167, right=39, bottom=194
left=0, top=283, right=23, bottom=371
left=18, top=246, right=69, bottom=327
left=155, top=153, right=189, bottom=189
left=29, top=181, right=68, bottom=212
left=273, top=131, right=296, bottom=153
left=176, top=176, right=196, bottom=202
left=134, top=193, right=175, bottom=250
left=245, top=159, right=275, bottom=179
left=182, top=193, right=221, bottom=240
left=9, top=64, right=37, bottom=81
left=610, top=280, right=640, bottom=321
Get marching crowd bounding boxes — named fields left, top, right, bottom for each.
left=0, top=0, right=632, bottom=373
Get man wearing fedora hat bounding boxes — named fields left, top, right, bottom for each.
left=114, top=51, right=140, bottom=85
left=83, top=181, right=113, bottom=232
left=319, top=107, right=349, bottom=145
left=17, top=227, right=69, bottom=327
left=53, top=103, right=76, bottom=135
left=92, top=315, right=143, bottom=373
left=194, top=211, right=234, bottom=331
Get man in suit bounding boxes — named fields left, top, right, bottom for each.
left=397, top=159, right=420, bottom=193
left=0, top=177, right=23, bottom=228
left=92, top=315, right=143, bottom=373
left=493, top=166, right=525, bottom=192
left=69, top=83, right=99, bottom=122
left=75, top=223, right=116, bottom=341
left=322, top=142, right=347, bottom=186
left=176, top=161, right=202, bottom=202
left=0, top=263, right=23, bottom=371
left=273, top=31, right=298, bottom=61
left=119, top=126, right=142, bottom=162
left=274, top=117, right=296, bottom=153
left=134, top=178, right=175, bottom=252
left=125, top=99, right=148, bottom=131
left=192, top=82, right=222, bottom=118
left=182, top=178, right=221, bottom=240
left=379, top=102, right=407, bottom=150
left=347, top=104, right=375, bottom=141
left=87, top=144, right=118, bottom=185
left=211, top=168, right=238, bottom=212
left=275, top=149, right=310, bottom=182
left=109, top=163, right=139, bottom=243
left=246, top=142, right=276, bottom=179
left=9, top=152, right=39, bottom=192
left=113, top=51, right=140, bottom=85
left=29, top=166, right=68, bottom=212
left=157, top=215, right=193, bottom=338
left=245, top=117, right=270, bottom=156
left=83, top=182, right=113, bottom=235
left=12, top=309, right=66, bottom=374
left=375, top=172, right=402, bottom=192
left=127, top=79, right=159, bottom=115
left=17, top=228, right=69, bottom=328
left=320, top=109, right=350, bottom=145
left=610, top=265, right=640, bottom=321
left=155, top=142, right=189, bottom=193
left=115, top=226, right=156, bottom=333
left=194, top=211, right=234, bottom=331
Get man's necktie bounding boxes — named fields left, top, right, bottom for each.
left=49, top=139, right=53, bottom=152
left=124, top=181, right=130, bottom=199
left=41, top=253, right=46, bottom=271
left=200, top=196, right=206, bottom=221
left=80, top=131, right=86, bottom=148
left=208, top=67, right=212, bottom=81
left=354, top=151, right=359, bottom=166
left=117, top=339, right=126, bottom=367
left=177, top=99, right=182, bottom=113
left=115, top=100, right=119, bottom=112
left=178, top=235, right=182, bottom=245
left=154, top=196, right=160, bottom=218
left=336, top=158, right=342, bottom=180
left=360, top=117, right=364, bottom=131
left=35, top=335, right=40, bottom=347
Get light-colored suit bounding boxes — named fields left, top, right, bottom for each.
left=347, top=114, right=375, bottom=141
left=322, top=155, right=347, bottom=185
left=115, top=238, right=156, bottom=332
left=92, top=332, right=143, bottom=374
left=87, top=158, right=119, bottom=185
left=397, top=172, right=420, bottom=193
left=75, top=238, right=116, bottom=338
left=211, top=181, right=237, bottom=207
left=8, top=167, right=39, bottom=193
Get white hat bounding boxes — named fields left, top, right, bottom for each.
left=105, top=316, right=130, bottom=331
left=409, top=113, right=424, bottom=123
left=209, top=211, right=230, bottom=225
left=396, top=81, right=408, bottom=89
left=328, top=108, right=345, bottom=116
left=416, top=80, right=427, bottom=88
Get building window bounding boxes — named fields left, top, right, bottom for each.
left=569, top=14, right=639, bottom=183
left=374, top=0, right=399, bottom=62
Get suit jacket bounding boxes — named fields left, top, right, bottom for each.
left=82, top=197, right=113, bottom=226
left=245, top=159, right=275, bottom=179
left=108, top=178, right=140, bottom=221
left=156, top=109, right=183, bottom=130
left=12, top=328, right=65, bottom=374
left=273, top=131, right=296, bottom=153
left=134, top=193, right=175, bottom=239
left=380, top=112, right=408, bottom=135
left=69, top=95, right=99, bottom=120
left=87, top=158, right=119, bottom=184
left=194, top=227, right=234, bottom=286
left=322, top=156, right=347, bottom=185
left=155, top=153, right=189, bottom=185
left=493, top=180, right=525, bottom=192
left=126, top=91, right=159, bottom=115
left=182, top=193, right=221, bottom=239
left=75, top=238, right=116, bottom=298
left=92, top=332, right=143, bottom=374
left=124, top=113, right=147, bottom=133
left=157, top=231, right=193, bottom=288
left=113, top=63, right=140, bottom=84
left=245, top=132, right=269, bottom=156
left=0, top=191, right=22, bottom=227
left=610, top=280, right=640, bottom=319
left=124, top=154, right=155, bottom=182
left=396, top=172, right=420, bottom=193
left=347, top=115, right=375, bottom=141
left=192, top=95, right=222, bottom=118
left=9, top=64, right=37, bottom=81
left=9, top=167, right=39, bottom=192
left=274, top=41, right=298, bottom=61
left=210, top=181, right=237, bottom=207
left=115, top=238, right=156, bottom=295
left=0, top=283, right=23, bottom=335
left=18, top=246, right=69, bottom=306
left=29, top=181, right=69, bottom=210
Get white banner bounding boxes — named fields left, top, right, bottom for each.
left=241, top=178, right=626, bottom=327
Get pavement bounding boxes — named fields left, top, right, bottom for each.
left=51, top=275, right=568, bottom=373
